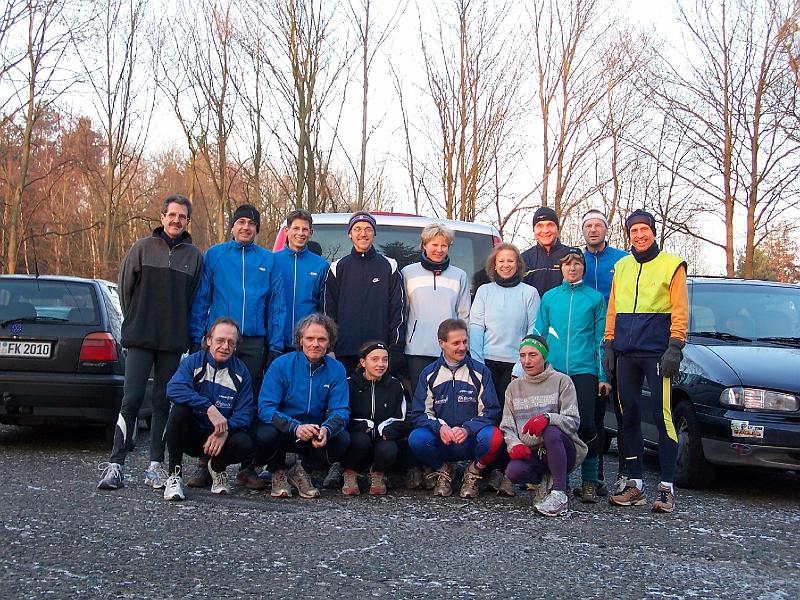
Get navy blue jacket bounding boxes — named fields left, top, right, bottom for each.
left=411, top=354, right=500, bottom=436
left=258, top=351, right=349, bottom=437
left=323, top=246, right=405, bottom=356
left=521, top=240, right=571, bottom=298
left=583, top=243, right=628, bottom=303
left=274, top=246, right=329, bottom=349
left=189, top=240, right=286, bottom=351
left=166, top=350, right=255, bottom=432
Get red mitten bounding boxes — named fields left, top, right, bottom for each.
left=521, top=413, right=550, bottom=437
left=508, top=444, right=532, bottom=461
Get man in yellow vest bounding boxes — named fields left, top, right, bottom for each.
left=602, top=209, right=688, bottom=513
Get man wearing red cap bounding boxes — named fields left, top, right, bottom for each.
left=603, top=209, right=688, bottom=513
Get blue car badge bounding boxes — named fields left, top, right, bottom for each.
left=10, top=323, right=22, bottom=334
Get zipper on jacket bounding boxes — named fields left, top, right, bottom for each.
left=292, top=253, right=298, bottom=332
left=370, top=381, right=376, bottom=435
left=566, top=285, right=574, bottom=375
left=307, top=363, right=314, bottom=415
left=629, top=263, right=644, bottom=347
left=240, top=247, right=247, bottom=332
left=433, top=272, right=438, bottom=291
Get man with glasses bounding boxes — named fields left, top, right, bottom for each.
left=98, top=194, right=203, bottom=491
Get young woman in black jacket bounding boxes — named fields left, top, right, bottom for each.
left=341, top=342, right=407, bottom=495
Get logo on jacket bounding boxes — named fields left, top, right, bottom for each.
left=310, top=272, right=318, bottom=276
left=372, top=278, right=380, bottom=283
left=457, top=394, right=475, bottom=403
left=259, top=267, right=266, bottom=271
left=323, top=384, right=330, bottom=388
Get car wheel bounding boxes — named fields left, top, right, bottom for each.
left=673, top=401, right=715, bottom=489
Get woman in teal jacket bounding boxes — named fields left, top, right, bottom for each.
left=535, top=247, right=609, bottom=503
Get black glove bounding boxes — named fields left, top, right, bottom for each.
left=381, top=423, right=402, bottom=441
left=265, top=349, right=282, bottom=371
left=601, top=340, right=616, bottom=375
left=660, top=337, right=684, bottom=379
left=389, top=348, right=407, bottom=377
left=189, top=342, right=202, bottom=354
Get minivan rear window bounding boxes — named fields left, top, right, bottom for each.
left=0, top=280, right=99, bottom=325
left=309, top=224, right=492, bottom=294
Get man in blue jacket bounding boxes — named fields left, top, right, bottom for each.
left=581, top=209, right=629, bottom=496
left=409, top=319, right=506, bottom=499
left=274, top=210, right=329, bottom=353
left=188, top=204, right=286, bottom=489
left=254, top=313, right=350, bottom=499
left=162, top=318, right=256, bottom=501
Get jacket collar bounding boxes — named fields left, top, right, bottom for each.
left=560, top=279, right=584, bottom=290
left=350, top=245, right=377, bottom=260
left=521, top=363, right=555, bottom=384
left=536, top=239, right=564, bottom=255
left=352, top=366, right=387, bottom=387
left=204, top=350, right=232, bottom=370
left=284, top=245, right=309, bottom=258
left=229, top=239, right=258, bottom=251
left=585, top=241, right=608, bottom=255
left=152, top=226, right=192, bottom=246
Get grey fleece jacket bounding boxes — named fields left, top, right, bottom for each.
left=500, top=363, right=587, bottom=469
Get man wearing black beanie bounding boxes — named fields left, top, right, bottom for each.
left=521, top=206, right=571, bottom=297
left=186, top=202, right=287, bottom=490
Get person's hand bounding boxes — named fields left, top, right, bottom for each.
left=522, top=413, right=549, bottom=437
left=296, top=423, right=320, bottom=442
left=206, top=405, right=228, bottom=435
left=602, top=340, right=615, bottom=375
left=451, top=426, right=468, bottom=444
left=312, top=426, right=328, bottom=448
left=598, top=381, right=612, bottom=397
left=203, top=431, right=228, bottom=457
left=508, top=444, right=532, bottom=461
left=660, top=337, right=684, bottom=379
left=439, top=424, right=455, bottom=445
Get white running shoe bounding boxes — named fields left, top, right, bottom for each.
left=535, top=489, right=569, bottom=517
left=97, top=462, right=124, bottom=490
left=208, top=462, right=230, bottom=495
left=144, top=462, right=169, bottom=489
left=164, top=469, right=186, bottom=501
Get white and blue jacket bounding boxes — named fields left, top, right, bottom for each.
left=166, top=350, right=255, bottom=432
left=583, top=243, right=628, bottom=303
left=469, top=281, right=540, bottom=364
left=189, top=240, right=286, bottom=351
left=274, top=246, right=329, bottom=349
left=258, top=351, right=350, bottom=437
left=411, top=354, right=500, bottom=436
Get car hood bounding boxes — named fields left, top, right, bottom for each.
left=705, top=344, right=800, bottom=393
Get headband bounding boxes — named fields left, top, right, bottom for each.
left=520, top=337, right=548, bottom=361
left=582, top=210, right=608, bottom=229
left=359, top=341, right=388, bottom=359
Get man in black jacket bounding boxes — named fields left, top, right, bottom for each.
left=521, top=206, right=570, bottom=298
left=97, top=194, right=203, bottom=491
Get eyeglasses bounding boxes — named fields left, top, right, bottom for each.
left=164, top=212, right=188, bottom=221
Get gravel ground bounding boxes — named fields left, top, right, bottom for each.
left=1, top=424, right=798, bottom=599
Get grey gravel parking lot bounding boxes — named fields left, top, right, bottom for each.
left=1, top=424, right=798, bottom=599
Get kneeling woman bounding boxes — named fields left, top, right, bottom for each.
left=501, top=335, right=587, bottom=516
left=341, top=342, right=407, bottom=495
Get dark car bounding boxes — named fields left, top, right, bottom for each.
left=605, top=277, right=800, bottom=488
left=0, top=275, right=150, bottom=434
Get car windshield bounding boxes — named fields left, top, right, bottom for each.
left=689, top=282, right=800, bottom=341
left=0, top=280, right=99, bottom=325
left=309, top=224, right=493, bottom=294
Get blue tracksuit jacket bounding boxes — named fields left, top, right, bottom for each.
left=274, top=246, right=329, bottom=349
left=258, top=351, right=350, bottom=437
left=583, top=243, right=628, bottom=303
left=189, top=240, right=286, bottom=351
left=166, top=350, right=255, bottom=432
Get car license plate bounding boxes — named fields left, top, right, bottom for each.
left=0, top=340, right=52, bottom=358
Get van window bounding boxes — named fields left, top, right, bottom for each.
left=309, top=224, right=492, bottom=294
left=0, top=280, right=99, bottom=324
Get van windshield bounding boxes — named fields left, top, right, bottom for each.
left=309, top=224, right=493, bottom=294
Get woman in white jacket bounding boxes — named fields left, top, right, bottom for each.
left=469, top=243, right=540, bottom=404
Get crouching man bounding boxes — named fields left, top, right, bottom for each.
left=408, top=318, right=508, bottom=498
left=254, top=313, right=350, bottom=499
left=162, top=318, right=256, bottom=501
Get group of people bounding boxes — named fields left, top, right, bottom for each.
left=96, top=196, right=687, bottom=517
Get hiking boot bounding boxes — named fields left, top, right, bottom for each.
left=596, top=478, right=608, bottom=497
left=342, top=469, right=360, bottom=496
left=97, top=462, right=124, bottom=490
left=535, top=490, right=569, bottom=516
left=163, top=469, right=186, bottom=501
left=288, top=463, right=320, bottom=498
left=208, top=462, right=231, bottom=495
left=611, top=474, right=629, bottom=495
left=144, top=462, right=168, bottom=490
left=609, top=481, right=647, bottom=506
left=651, top=484, right=675, bottom=513
left=369, top=470, right=387, bottom=496
left=581, top=480, right=599, bottom=504
left=186, top=459, right=211, bottom=488
left=459, top=463, right=482, bottom=499
left=322, top=462, right=344, bottom=489
left=486, top=469, right=515, bottom=497
left=270, top=469, right=292, bottom=498
left=235, top=466, right=268, bottom=490
left=423, top=466, right=436, bottom=490
left=405, top=467, right=424, bottom=490
left=428, top=463, right=453, bottom=497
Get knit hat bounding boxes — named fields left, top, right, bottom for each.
left=231, top=204, right=260, bottom=233
left=348, top=211, right=377, bottom=234
left=625, top=209, right=656, bottom=236
left=582, top=209, right=609, bottom=229
left=560, top=246, right=585, bottom=265
left=532, top=206, right=559, bottom=229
